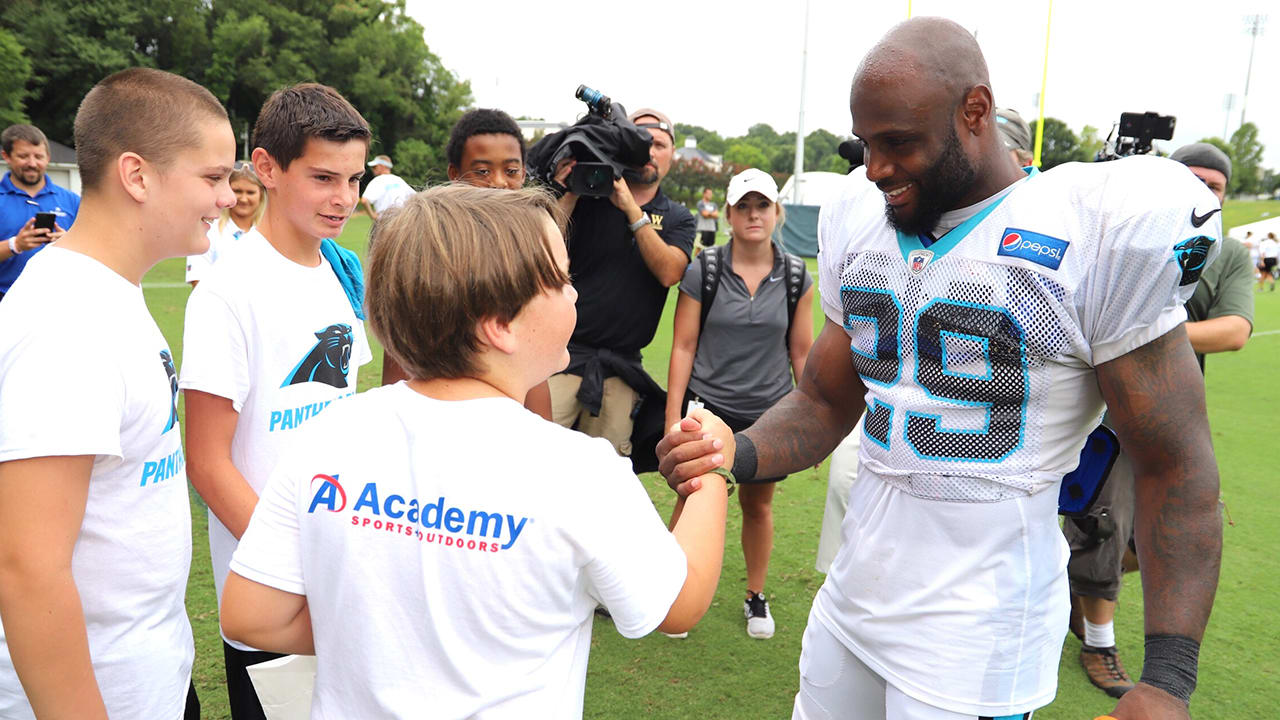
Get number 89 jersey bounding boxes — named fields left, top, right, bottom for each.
left=818, top=156, right=1221, bottom=502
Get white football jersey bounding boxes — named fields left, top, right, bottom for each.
left=818, top=156, right=1222, bottom=503
left=810, top=156, right=1222, bottom=715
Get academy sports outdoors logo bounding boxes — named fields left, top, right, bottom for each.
left=997, top=228, right=1069, bottom=271
left=308, top=474, right=530, bottom=553
left=1173, top=235, right=1216, bottom=286
left=282, top=324, right=354, bottom=389
left=160, top=349, right=179, bottom=433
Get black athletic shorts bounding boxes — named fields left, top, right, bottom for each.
left=698, top=230, right=716, bottom=248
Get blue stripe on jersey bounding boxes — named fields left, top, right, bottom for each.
left=895, top=167, right=1040, bottom=265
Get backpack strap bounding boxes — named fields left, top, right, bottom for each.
left=698, top=245, right=725, bottom=333
left=782, top=249, right=807, bottom=353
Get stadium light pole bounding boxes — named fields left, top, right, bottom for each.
left=1239, top=14, right=1266, bottom=128
left=793, top=0, right=811, bottom=200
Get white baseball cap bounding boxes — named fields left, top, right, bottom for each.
left=726, top=168, right=779, bottom=205
left=367, top=155, right=393, bottom=169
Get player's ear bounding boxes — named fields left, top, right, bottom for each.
left=447, top=164, right=461, bottom=181
left=961, top=84, right=994, bottom=137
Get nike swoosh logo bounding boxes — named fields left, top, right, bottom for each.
left=1190, top=208, right=1221, bottom=228
left=767, top=275, right=783, bottom=283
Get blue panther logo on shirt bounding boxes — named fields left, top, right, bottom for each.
left=160, top=350, right=179, bottom=433
left=282, top=324, right=354, bottom=389
left=1173, top=235, right=1216, bottom=287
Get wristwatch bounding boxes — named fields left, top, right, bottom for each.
left=628, top=213, right=651, bottom=233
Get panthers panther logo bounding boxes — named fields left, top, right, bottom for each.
left=282, top=324, right=354, bottom=389
left=1173, top=235, right=1216, bottom=287
left=160, top=350, right=179, bottom=433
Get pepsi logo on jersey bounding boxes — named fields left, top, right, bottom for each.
left=997, top=228, right=1070, bottom=271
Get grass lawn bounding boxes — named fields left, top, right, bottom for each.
left=149, top=203, right=1279, bottom=719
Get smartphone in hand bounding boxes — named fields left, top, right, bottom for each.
left=34, top=212, right=57, bottom=232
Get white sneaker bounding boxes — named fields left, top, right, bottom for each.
left=661, top=631, right=689, bottom=639
left=744, top=592, right=774, bottom=639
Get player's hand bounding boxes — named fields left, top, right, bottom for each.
left=1102, top=682, right=1190, bottom=720
left=610, top=177, right=640, bottom=218
left=656, top=412, right=732, bottom=497
left=13, top=218, right=52, bottom=252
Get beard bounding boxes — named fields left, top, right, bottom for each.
left=13, top=168, right=43, bottom=187
left=884, top=125, right=977, bottom=237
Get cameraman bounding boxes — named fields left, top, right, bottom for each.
left=549, top=108, right=695, bottom=458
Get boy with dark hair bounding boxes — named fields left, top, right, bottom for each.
left=445, top=108, right=527, bottom=189
left=181, top=82, right=374, bottom=720
left=0, top=67, right=235, bottom=719
left=221, top=185, right=730, bottom=717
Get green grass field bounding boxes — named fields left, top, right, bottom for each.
left=148, top=204, right=1279, bottom=719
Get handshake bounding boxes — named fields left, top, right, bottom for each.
left=656, top=409, right=737, bottom=496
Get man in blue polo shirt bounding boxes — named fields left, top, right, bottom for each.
left=0, top=124, right=80, bottom=299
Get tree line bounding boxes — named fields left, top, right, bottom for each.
left=1, top=3, right=1272, bottom=200
left=0, top=0, right=471, bottom=187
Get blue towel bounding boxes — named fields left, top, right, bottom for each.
left=320, top=238, right=366, bottom=320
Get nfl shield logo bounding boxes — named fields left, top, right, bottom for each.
left=908, top=249, right=934, bottom=275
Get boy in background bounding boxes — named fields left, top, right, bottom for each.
left=181, top=82, right=374, bottom=720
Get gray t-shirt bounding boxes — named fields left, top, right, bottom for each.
left=695, top=200, right=718, bottom=233
left=680, top=243, right=812, bottom=419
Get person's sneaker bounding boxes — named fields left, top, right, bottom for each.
left=1080, top=644, right=1135, bottom=698
left=744, top=592, right=775, bottom=639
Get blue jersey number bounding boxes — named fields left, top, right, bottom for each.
left=842, top=287, right=1028, bottom=462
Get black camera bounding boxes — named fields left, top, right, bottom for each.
left=1096, top=111, right=1176, bottom=161
left=526, top=85, right=653, bottom=199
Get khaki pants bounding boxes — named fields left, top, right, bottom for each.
left=548, top=373, right=637, bottom=456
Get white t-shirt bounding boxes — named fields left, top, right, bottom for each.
left=812, top=156, right=1221, bottom=715
left=361, top=173, right=416, bottom=214
left=187, top=218, right=252, bottom=283
left=1259, top=237, right=1279, bottom=260
left=180, top=229, right=372, bottom=649
left=231, top=384, right=688, bottom=719
left=0, top=247, right=193, bottom=719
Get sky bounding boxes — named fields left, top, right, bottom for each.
left=406, top=0, right=1279, bottom=169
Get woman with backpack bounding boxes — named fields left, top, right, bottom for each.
left=665, top=167, right=815, bottom=639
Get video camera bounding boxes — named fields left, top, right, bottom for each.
left=526, top=85, right=654, bottom=198
left=1096, top=111, right=1176, bottom=161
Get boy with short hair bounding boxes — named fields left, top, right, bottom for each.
left=221, top=185, right=731, bottom=718
left=445, top=108, right=527, bottom=189
left=181, top=82, right=374, bottom=719
left=0, top=67, right=236, bottom=719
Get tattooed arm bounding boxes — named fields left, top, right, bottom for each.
left=1096, top=323, right=1221, bottom=717
left=659, top=318, right=866, bottom=489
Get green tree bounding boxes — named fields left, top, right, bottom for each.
left=674, top=122, right=726, bottom=155
left=1, top=0, right=472, bottom=181
left=1077, top=125, right=1103, bottom=163
left=1031, top=117, right=1081, bottom=170
left=724, top=143, right=769, bottom=171
left=1228, top=122, right=1264, bottom=196
left=0, top=28, right=31, bottom=127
